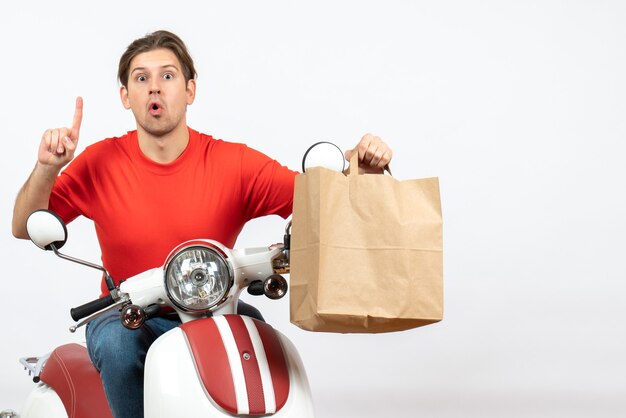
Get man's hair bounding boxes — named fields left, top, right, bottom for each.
left=118, top=30, right=197, bottom=87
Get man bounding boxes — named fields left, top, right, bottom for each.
left=12, top=30, right=392, bottom=418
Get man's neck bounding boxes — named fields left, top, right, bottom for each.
left=137, top=123, right=190, bottom=164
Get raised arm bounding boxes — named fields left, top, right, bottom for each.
left=12, top=97, right=83, bottom=239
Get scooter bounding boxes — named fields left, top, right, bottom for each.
left=1, top=141, right=346, bottom=418
left=2, top=209, right=314, bottom=418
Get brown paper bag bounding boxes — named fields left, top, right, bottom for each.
left=289, top=154, right=443, bottom=333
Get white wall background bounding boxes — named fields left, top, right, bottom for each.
left=1, top=1, right=625, bottom=417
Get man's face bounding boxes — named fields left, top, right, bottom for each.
left=120, top=48, right=196, bottom=137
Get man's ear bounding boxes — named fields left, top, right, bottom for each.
left=186, top=79, right=196, bottom=105
left=120, top=85, right=131, bottom=109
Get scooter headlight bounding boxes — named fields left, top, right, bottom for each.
left=164, top=245, right=233, bottom=312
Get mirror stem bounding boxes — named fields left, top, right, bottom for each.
left=50, top=243, right=116, bottom=291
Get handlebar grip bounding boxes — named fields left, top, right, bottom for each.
left=70, top=295, right=115, bottom=322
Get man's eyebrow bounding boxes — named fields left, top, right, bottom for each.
left=130, top=64, right=180, bottom=74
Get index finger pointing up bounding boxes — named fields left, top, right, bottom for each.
left=71, top=96, right=83, bottom=138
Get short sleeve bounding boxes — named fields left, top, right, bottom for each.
left=48, top=149, right=96, bottom=223
left=239, top=146, right=298, bottom=221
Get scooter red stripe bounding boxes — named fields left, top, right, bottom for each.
left=242, top=316, right=278, bottom=413
left=180, top=318, right=238, bottom=413
left=225, top=315, right=266, bottom=414
left=253, top=317, right=290, bottom=411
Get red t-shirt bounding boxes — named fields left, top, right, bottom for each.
left=49, top=128, right=297, bottom=295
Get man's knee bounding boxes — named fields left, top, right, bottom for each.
left=86, top=312, right=153, bottom=370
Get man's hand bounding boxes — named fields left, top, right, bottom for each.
left=38, top=96, right=83, bottom=170
left=344, top=133, right=393, bottom=174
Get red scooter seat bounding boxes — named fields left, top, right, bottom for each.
left=40, top=343, right=112, bottom=418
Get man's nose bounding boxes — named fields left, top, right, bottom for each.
left=149, top=79, right=161, bottom=95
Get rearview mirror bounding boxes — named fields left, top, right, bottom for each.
left=302, top=142, right=346, bottom=173
left=26, top=210, right=67, bottom=251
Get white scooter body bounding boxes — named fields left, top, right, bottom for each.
left=9, top=221, right=314, bottom=418
left=17, top=322, right=314, bottom=418
left=17, top=384, right=66, bottom=418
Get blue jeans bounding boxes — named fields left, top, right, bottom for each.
left=86, top=302, right=263, bottom=418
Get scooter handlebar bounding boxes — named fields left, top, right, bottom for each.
left=70, top=294, right=115, bottom=322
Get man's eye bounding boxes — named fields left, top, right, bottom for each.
left=163, top=73, right=173, bottom=80
left=137, top=75, right=147, bottom=82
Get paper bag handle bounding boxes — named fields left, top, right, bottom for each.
left=348, top=152, right=392, bottom=176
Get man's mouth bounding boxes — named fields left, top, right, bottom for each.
left=149, top=102, right=163, bottom=116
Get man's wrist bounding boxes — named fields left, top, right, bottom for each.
left=34, top=162, right=61, bottom=181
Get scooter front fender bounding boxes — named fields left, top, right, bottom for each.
left=144, top=315, right=314, bottom=417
